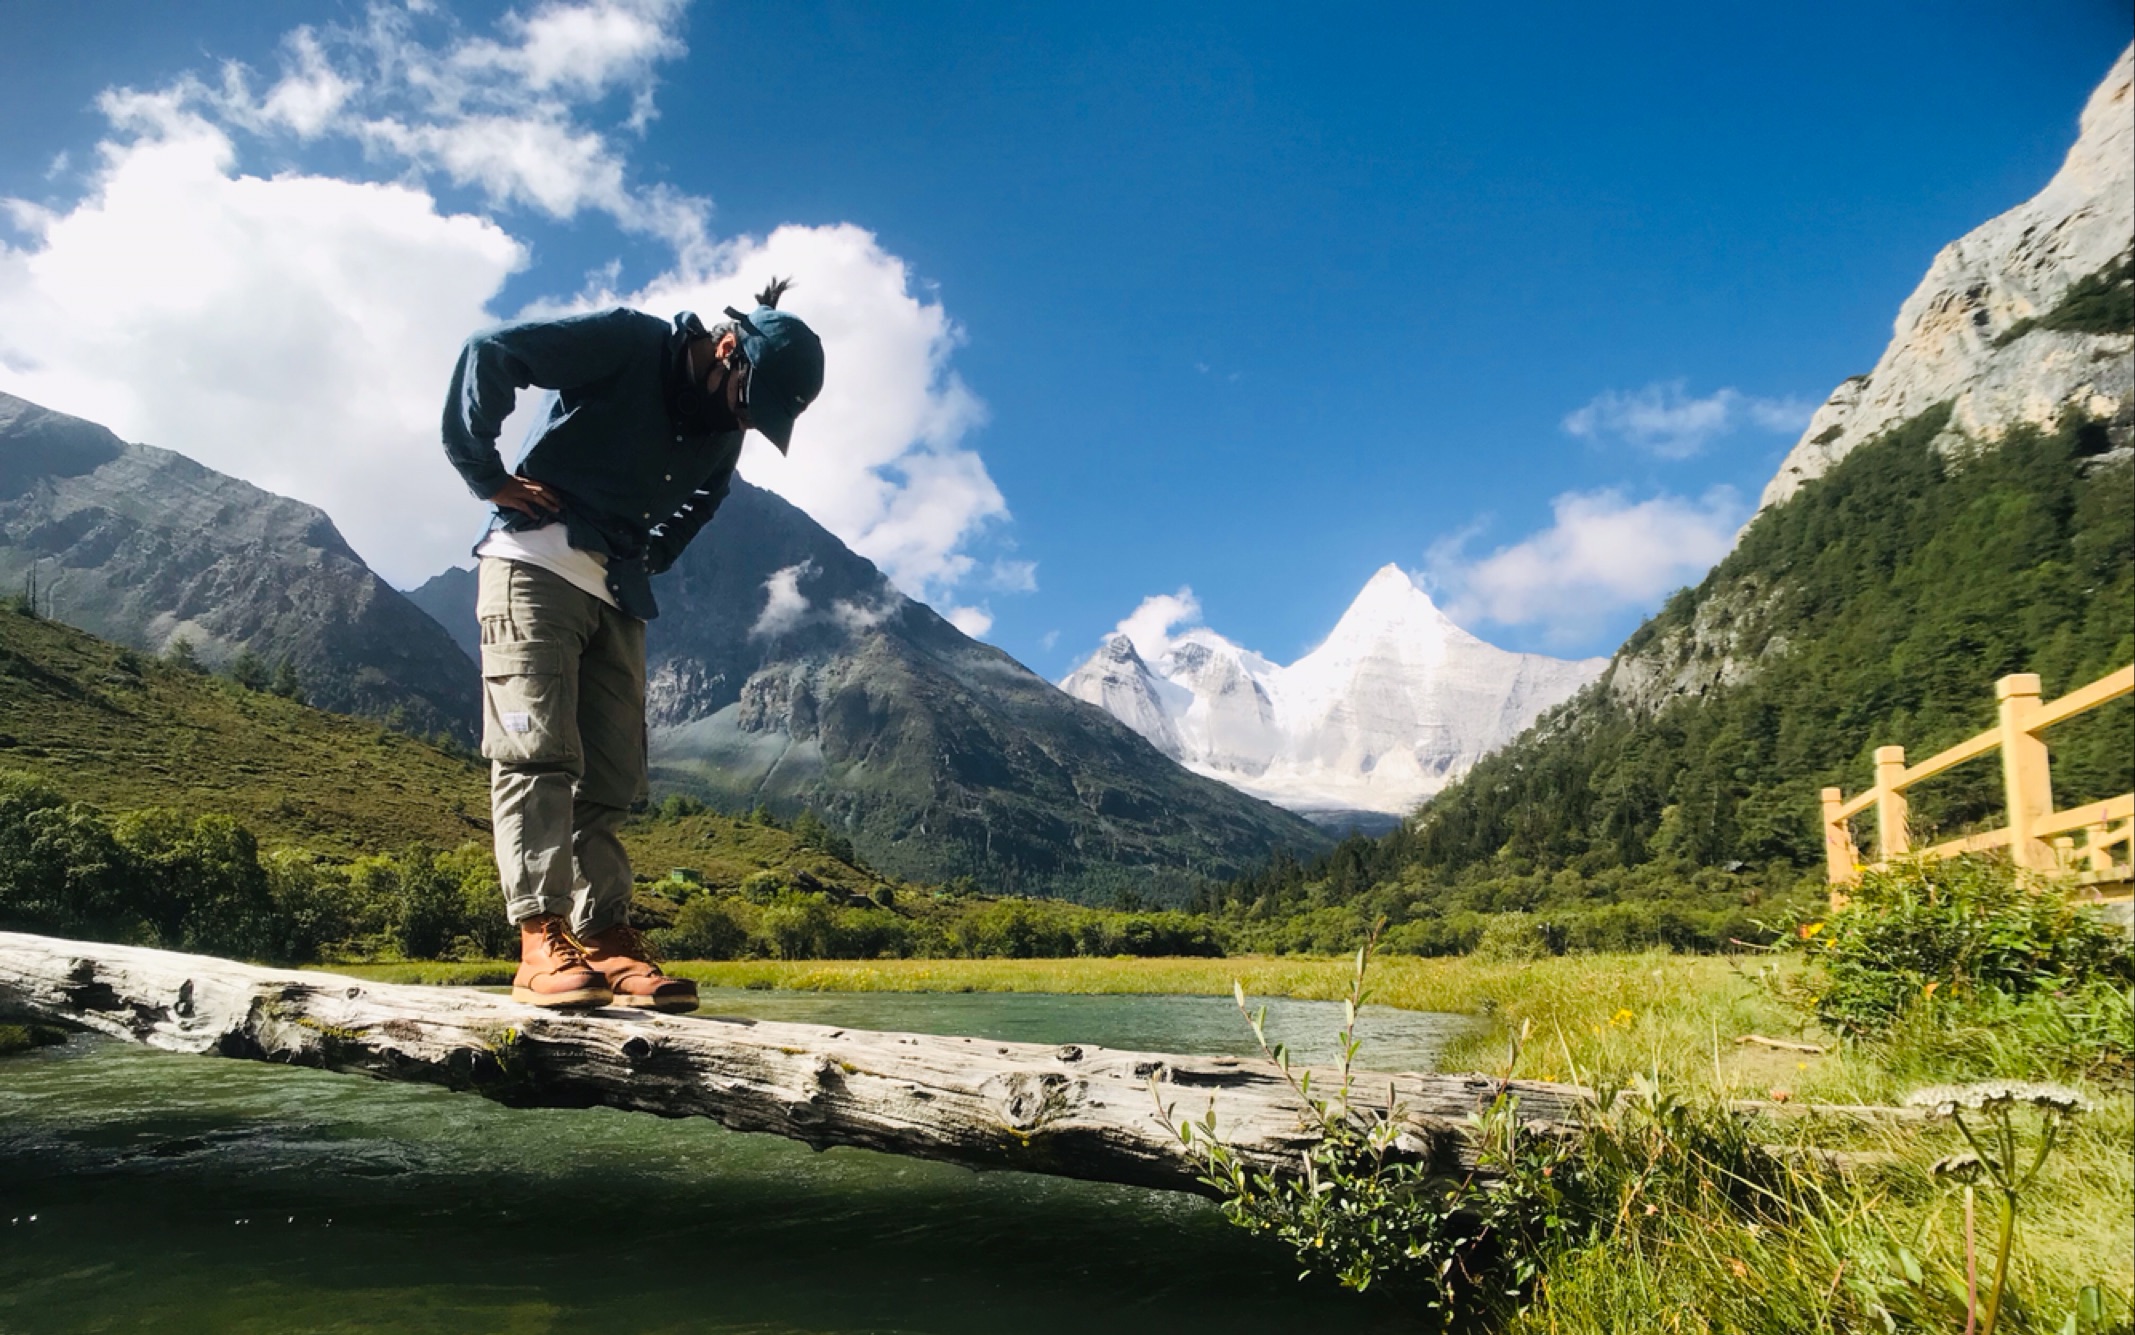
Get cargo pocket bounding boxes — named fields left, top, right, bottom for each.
left=479, top=640, right=576, bottom=765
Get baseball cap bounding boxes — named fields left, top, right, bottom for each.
left=723, top=304, right=825, bottom=454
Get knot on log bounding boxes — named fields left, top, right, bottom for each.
left=174, top=980, right=195, bottom=1019
left=986, top=1070, right=1074, bottom=1136
left=63, top=960, right=123, bottom=1015
left=621, top=1036, right=654, bottom=1062
left=1054, top=1044, right=1083, bottom=1063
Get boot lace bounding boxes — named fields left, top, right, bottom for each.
left=534, top=916, right=592, bottom=967
left=582, top=922, right=662, bottom=965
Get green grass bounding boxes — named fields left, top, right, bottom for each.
left=0, top=603, right=489, bottom=855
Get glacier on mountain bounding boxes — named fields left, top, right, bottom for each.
left=1061, top=565, right=1606, bottom=818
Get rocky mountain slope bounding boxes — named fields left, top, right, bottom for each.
left=1359, top=46, right=2134, bottom=886
left=0, top=392, right=479, bottom=739
left=1761, top=47, right=2132, bottom=511
left=1061, top=565, right=1604, bottom=820
left=411, top=477, right=1329, bottom=902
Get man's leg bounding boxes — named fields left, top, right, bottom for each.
left=476, top=558, right=609, bottom=1007
left=567, top=598, right=648, bottom=935
left=570, top=600, right=696, bottom=1011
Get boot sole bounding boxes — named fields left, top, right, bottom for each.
left=511, top=985, right=614, bottom=1009
left=610, top=992, right=700, bottom=1013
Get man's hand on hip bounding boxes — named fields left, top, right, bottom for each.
left=490, top=475, right=564, bottom=519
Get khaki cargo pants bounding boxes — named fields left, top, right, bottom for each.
left=476, top=557, right=649, bottom=932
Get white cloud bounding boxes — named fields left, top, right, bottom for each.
left=1563, top=380, right=1814, bottom=459
left=1429, top=488, right=1747, bottom=643
left=0, top=1, right=1025, bottom=617
left=1114, top=587, right=1202, bottom=661
left=455, top=0, right=685, bottom=100
left=194, top=2, right=710, bottom=244
left=945, top=605, right=993, bottom=638
left=0, top=105, right=525, bottom=584
left=831, top=596, right=898, bottom=633
left=987, top=559, right=1038, bottom=593
left=750, top=561, right=815, bottom=638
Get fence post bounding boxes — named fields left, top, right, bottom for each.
left=1873, top=745, right=1910, bottom=862
left=1822, top=787, right=1856, bottom=899
left=1996, top=674, right=2053, bottom=871
left=2085, top=822, right=2114, bottom=876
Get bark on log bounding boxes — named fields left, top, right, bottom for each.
left=0, top=932, right=1593, bottom=1196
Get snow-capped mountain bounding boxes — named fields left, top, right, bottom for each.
left=1061, top=565, right=1606, bottom=819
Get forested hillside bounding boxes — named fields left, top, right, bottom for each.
left=1199, top=407, right=2132, bottom=948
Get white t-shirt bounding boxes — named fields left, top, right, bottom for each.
left=476, top=524, right=620, bottom=609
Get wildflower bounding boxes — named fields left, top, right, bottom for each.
left=1903, top=1082, right=2094, bottom=1118
left=1930, top=1152, right=1984, bottom=1181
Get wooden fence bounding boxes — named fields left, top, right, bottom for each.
left=1821, top=666, right=2134, bottom=904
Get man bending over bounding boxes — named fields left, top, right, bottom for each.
left=441, top=279, right=825, bottom=1010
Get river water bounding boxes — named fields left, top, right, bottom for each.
left=0, top=989, right=1470, bottom=1334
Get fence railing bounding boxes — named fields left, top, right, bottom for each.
left=1821, top=666, right=2134, bottom=904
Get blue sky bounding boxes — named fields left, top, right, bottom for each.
left=2, top=1, right=2127, bottom=675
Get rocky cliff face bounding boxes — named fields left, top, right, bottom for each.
left=0, top=391, right=479, bottom=738
left=1062, top=565, right=1606, bottom=817
left=1761, top=47, right=2133, bottom=510
left=1602, top=48, right=2135, bottom=719
left=408, top=476, right=1330, bottom=902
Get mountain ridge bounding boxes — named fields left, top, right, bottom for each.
left=1062, top=564, right=1604, bottom=818
left=0, top=391, right=479, bottom=740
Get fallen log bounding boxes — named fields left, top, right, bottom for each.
left=1735, top=1034, right=1825, bottom=1054
left=0, top=932, right=1593, bottom=1196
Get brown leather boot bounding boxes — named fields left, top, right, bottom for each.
left=512, top=915, right=613, bottom=1009
left=574, top=922, right=699, bottom=1013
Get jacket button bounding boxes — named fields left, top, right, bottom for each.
left=642, top=512, right=651, bottom=519
left=664, top=473, right=672, bottom=481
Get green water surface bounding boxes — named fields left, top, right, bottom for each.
left=0, top=990, right=1469, bottom=1334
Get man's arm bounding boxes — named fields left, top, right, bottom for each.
left=441, top=308, right=644, bottom=503
left=643, top=434, right=745, bottom=574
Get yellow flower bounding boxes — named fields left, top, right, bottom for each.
left=1610, top=1007, right=1635, bottom=1028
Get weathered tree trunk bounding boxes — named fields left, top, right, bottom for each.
left=0, top=932, right=1592, bottom=1195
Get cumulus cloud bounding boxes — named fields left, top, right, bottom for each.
left=454, top=0, right=686, bottom=101
left=750, top=561, right=815, bottom=638
left=945, top=605, right=994, bottom=638
left=1114, top=587, right=1203, bottom=662
left=1563, top=380, right=1814, bottom=459
left=0, top=1, right=1024, bottom=618
left=1429, top=488, right=1747, bottom=643
left=0, top=100, right=525, bottom=581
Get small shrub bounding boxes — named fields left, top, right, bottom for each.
left=739, top=869, right=785, bottom=903
left=1163, top=930, right=1592, bottom=1309
left=652, top=896, right=748, bottom=960
left=1803, top=857, right=2132, bottom=1039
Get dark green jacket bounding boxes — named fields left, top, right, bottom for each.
left=441, top=306, right=743, bottom=620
